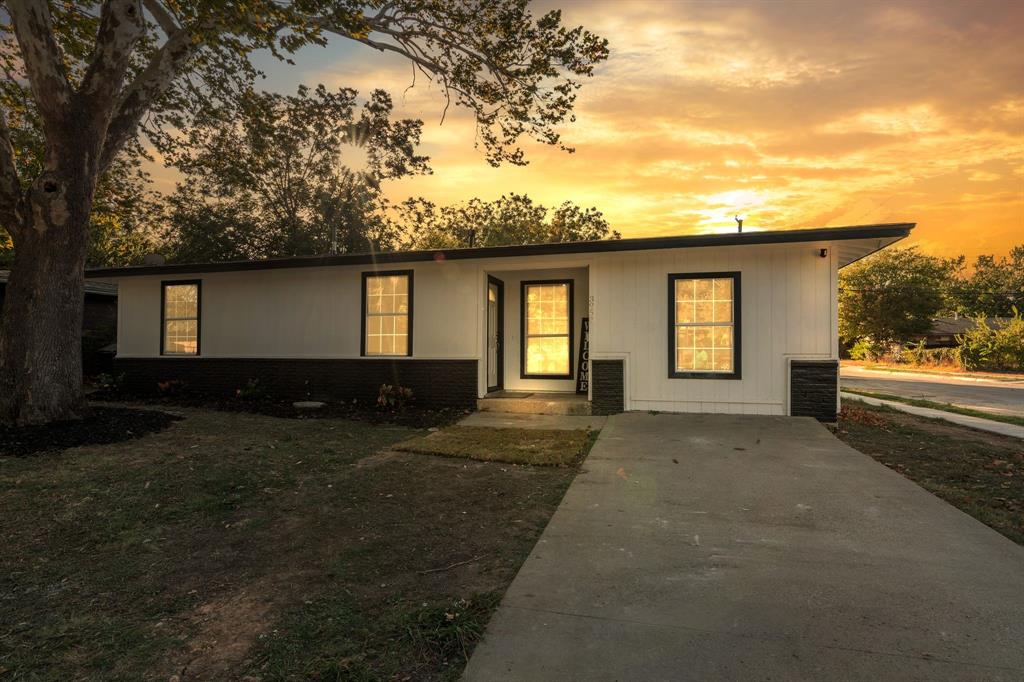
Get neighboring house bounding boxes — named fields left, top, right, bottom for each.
left=0, top=270, right=118, bottom=376
left=86, top=223, right=913, bottom=422
left=913, top=316, right=1009, bottom=348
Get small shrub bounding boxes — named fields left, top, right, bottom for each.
left=95, top=372, right=124, bottom=391
left=235, top=378, right=267, bottom=401
left=903, top=341, right=960, bottom=368
left=377, top=383, right=414, bottom=411
left=156, top=379, right=188, bottom=395
left=958, top=311, right=1024, bottom=372
left=849, top=338, right=886, bottom=361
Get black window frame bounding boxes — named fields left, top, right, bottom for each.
left=520, top=278, right=575, bottom=380
left=160, top=279, right=202, bottom=357
left=361, top=269, right=414, bottom=357
left=667, top=271, right=741, bottom=380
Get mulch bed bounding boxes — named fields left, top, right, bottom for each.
left=90, top=389, right=466, bottom=428
left=0, top=406, right=182, bottom=457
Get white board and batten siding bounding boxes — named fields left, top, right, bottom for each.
left=111, top=240, right=839, bottom=415
left=589, top=242, right=839, bottom=415
left=115, top=262, right=482, bottom=359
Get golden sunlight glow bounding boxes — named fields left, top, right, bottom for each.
left=524, top=283, right=571, bottom=376
left=148, top=1, right=1023, bottom=262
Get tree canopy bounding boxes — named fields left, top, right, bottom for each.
left=398, top=193, right=619, bottom=249
left=946, top=246, right=1024, bottom=318
left=0, top=0, right=608, bottom=425
left=838, top=247, right=959, bottom=345
left=839, top=244, right=1024, bottom=349
left=162, top=85, right=427, bottom=262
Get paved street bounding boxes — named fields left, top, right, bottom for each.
left=840, top=366, right=1024, bottom=418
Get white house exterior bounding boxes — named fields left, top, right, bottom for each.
left=87, top=223, right=913, bottom=421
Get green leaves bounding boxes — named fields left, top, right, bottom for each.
left=163, top=84, right=428, bottom=261
left=839, top=247, right=960, bottom=345
left=398, top=193, right=618, bottom=249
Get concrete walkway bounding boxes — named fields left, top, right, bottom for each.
left=842, top=391, right=1024, bottom=440
left=463, top=413, right=1024, bottom=681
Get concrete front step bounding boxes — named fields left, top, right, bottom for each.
left=477, top=393, right=591, bottom=416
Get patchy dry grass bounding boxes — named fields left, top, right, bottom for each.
left=836, top=402, right=1024, bottom=545
left=394, top=426, right=594, bottom=466
left=0, top=407, right=576, bottom=680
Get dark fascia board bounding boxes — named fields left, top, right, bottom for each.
left=85, top=222, right=915, bottom=279
left=2, top=270, right=118, bottom=296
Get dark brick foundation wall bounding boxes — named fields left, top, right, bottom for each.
left=591, top=359, right=625, bottom=415
left=790, top=359, right=839, bottom=422
left=114, top=357, right=478, bottom=410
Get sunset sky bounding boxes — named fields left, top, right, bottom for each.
left=155, top=0, right=1023, bottom=262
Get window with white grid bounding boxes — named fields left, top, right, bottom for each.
left=364, top=273, right=411, bottom=356
left=523, top=281, right=572, bottom=377
left=162, top=282, right=200, bottom=355
left=671, top=274, right=738, bottom=376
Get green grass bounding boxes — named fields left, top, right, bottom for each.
left=0, top=406, right=576, bottom=680
left=843, top=388, right=1024, bottom=428
left=836, top=402, right=1024, bottom=545
left=395, top=426, right=595, bottom=466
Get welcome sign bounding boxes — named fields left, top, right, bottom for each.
left=576, top=317, right=590, bottom=394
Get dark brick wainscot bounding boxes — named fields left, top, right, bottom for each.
left=591, top=359, right=625, bottom=415
left=790, top=359, right=839, bottom=422
left=115, top=358, right=478, bottom=410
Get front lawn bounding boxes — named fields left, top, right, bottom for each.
left=835, top=402, right=1023, bottom=545
left=0, top=406, right=575, bottom=680
left=395, top=426, right=594, bottom=466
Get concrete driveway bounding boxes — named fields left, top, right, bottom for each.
left=463, top=413, right=1024, bottom=681
left=841, top=365, right=1024, bottom=418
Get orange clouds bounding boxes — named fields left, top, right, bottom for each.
left=156, top=1, right=1024, bottom=261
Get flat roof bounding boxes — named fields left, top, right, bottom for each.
left=86, top=222, right=914, bottom=278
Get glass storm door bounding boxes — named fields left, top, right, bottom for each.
left=487, top=278, right=503, bottom=391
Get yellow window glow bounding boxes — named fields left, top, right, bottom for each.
left=524, top=282, right=571, bottom=376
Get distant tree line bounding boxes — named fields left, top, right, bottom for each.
left=839, top=246, right=1024, bottom=371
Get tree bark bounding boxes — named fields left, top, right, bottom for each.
left=0, top=171, right=93, bottom=425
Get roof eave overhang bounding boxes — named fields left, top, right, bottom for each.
left=86, top=222, right=915, bottom=278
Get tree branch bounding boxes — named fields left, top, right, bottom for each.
left=142, top=0, right=180, bottom=35
left=0, top=107, right=25, bottom=236
left=79, top=1, right=146, bottom=130
left=6, top=0, right=73, bottom=149
left=99, top=22, right=198, bottom=172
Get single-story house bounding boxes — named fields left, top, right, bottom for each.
left=912, top=316, right=1009, bottom=348
left=0, top=269, right=118, bottom=376
left=86, top=222, right=913, bottom=421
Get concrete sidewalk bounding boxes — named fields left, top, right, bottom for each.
left=463, top=413, right=1024, bottom=681
left=842, top=391, right=1024, bottom=439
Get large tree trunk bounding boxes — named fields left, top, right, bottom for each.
left=0, top=172, right=93, bottom=425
